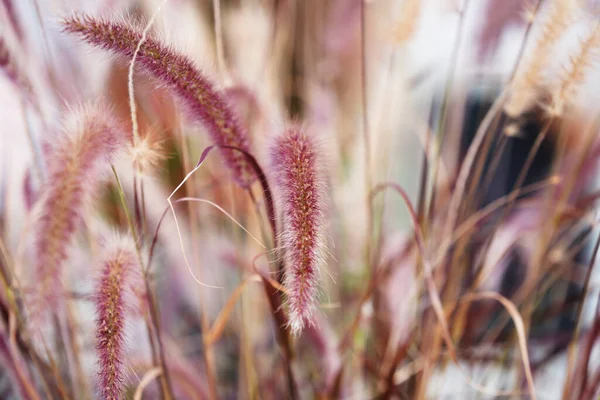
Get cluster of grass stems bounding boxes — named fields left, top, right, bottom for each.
left=0, top=0, right=600, bottom=399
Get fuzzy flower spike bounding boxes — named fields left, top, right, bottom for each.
left=94, top=236, right=143, bottom=400
left=31, top=103, right=126, bottom=318
left=271, top=126, right=327, bottom=336
left=62, top=13, right=255, bottom=187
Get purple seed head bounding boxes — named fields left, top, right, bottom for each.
left=31, top=103, right=127, bottom=318
left=62, top=13, right=255, bottom=187
left=94, top=235, right=140, bottom=400
left=271, top=126, right=327, bottom=336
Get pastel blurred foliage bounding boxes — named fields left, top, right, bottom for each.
left=0, top=0, right=599, bottom=399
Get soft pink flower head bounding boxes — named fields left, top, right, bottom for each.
left=94, top=235, right=143, bottom=400
left=271, top=126, right=327, bottom=336
left=62, top=13, right=256, bottom=187
left=31, top=102, right=127, bottom=318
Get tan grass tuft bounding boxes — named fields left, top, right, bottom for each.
left=547, top=21, right=600, bottom=117
left=505, top=0, right=578, bottom=117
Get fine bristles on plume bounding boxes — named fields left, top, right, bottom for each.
left=271, top=126, right=327, bottom=336
left=504, top=0, right=578, bottom=118
left=62, top=13, right=256, bottom=187
left=94, top=235, right=141, bottom=400
left=31, top=103, right=127, bottom=318
left=547, top=21, right=600, bottom=116
left=129, top=127, right=166, bottom=175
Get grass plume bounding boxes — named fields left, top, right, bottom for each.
left=62, top=13, right=256, bottom=188
left=548, top=21, right=600, bottom=116
left=94, top=235, right=141, bottom=400
left=271, top=126, right=327, bottom=336
left=505, top=0, right=578, bottom=117
left=31, top=103, right=126, bottom=317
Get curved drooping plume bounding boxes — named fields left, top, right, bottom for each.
left=62, top=13, right=256, bottom=187
left=31, top=103, right=127, bottom=318
left=271, top=126, right=327, bottom=336
left=94, top=236, right=142, bottom=400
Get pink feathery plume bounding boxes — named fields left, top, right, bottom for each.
left=62, top=13, right=256, bottom=187
left=31, top=103, right=127, bottom=318
left=271, top=126, right=327, bottom=336
left=94, top=236, right=142, bottom=400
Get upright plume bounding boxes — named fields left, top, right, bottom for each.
left=271, top=126, right=327, bottom=336
left=94, top=235, right=143, bottom=400
left=31, top=103, right=126, bottom=318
